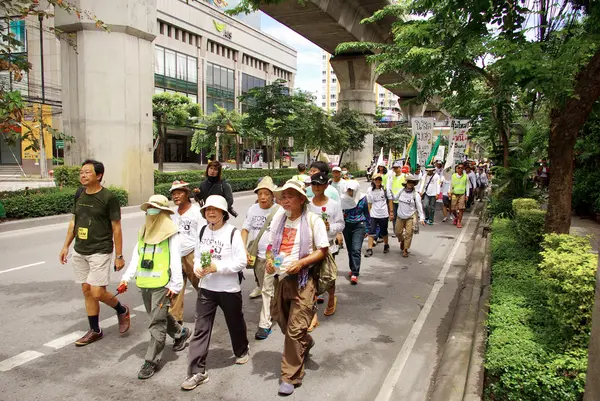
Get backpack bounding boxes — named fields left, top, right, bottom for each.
left=308, top=214, right=338, bottom=295
left=198, top=225, right=244, bottom=284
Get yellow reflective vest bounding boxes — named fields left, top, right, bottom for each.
left=451, top=173, right=468, bottom=195
left=136, top=237, right=171, bottom=289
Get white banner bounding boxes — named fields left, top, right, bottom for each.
left=450, top=119, right=470, bottom=162
left=435, top=145, right=445, bottom=162
left=411, top=117, right=435, bottom=167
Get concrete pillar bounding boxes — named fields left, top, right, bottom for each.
left=330, top=54, right=377, bottom=170
left=55, top=0, right=156, bottom=205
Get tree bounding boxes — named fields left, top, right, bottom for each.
left=1, top=1, right=107, bottom=174
left=328, top=107, right=374, bottom=166
left=152, top=92, right=201, bottom=172
left=374, top=123, right=412, bottom=159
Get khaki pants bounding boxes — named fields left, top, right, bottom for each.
left=395, top=216, right=415, bottom=250
left=141, top=287, right=183, bottom=363
left=169, top=252, right=199, bottom=322
left=271, top=276, right=315, bottom=385
left=254, top=257, right=276, bottom=330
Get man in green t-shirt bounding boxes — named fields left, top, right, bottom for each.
left=59, top=159, right=130, bottom=346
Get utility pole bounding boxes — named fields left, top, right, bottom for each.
left=37, top=14, right=48, bottom=179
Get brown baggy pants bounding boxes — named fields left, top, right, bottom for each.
left=271, top=275, right=315, bottom=385
left=395, top=217, right=415, bottom=250
left=169, top=252, right=199, bottom=322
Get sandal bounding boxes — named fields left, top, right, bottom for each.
left=324, top=296, right=337, bottom=316
left=308, top=317, right=319, bottom=333
left=402, top=249, right=409, bottom=258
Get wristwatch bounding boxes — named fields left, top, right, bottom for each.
left=116, top=255, right=124, bottom=260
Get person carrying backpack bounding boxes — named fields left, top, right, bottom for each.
left=390, top=174, right=425, bottom=257
left=193, top=161, right=237, bottom=217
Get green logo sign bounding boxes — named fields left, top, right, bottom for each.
left=213, top=20, right=226, bottom=32
left=55, top=140, right=64, bottom=149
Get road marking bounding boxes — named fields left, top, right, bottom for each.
left=133, top=305, right=146, bottom=312
left=0, top=351, right=45, bottom=372
left=100, top=314, right=136, bottom=328
left=43, top=331, right=87, bottom=350
left=375, top=209, right=475, bottom=401
left=0, top=261, right=45, bottom=274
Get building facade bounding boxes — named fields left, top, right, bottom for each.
left=1, top=0, right=297, bottom=172
left=318, top=51, right=400, bottom=121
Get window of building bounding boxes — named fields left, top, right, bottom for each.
left=332, top=78, right=336, bottom=83
left=206, top=62, right=235, bottom=114
left=330, top=94, right=336, bottom=99
left=322, top=79, right=326, bottom=83
left=241, top=73, right=266, bottom=113
left=155, top=47, right=165, bottom=75
left=165, top=49, right=176, bottom=78
left=330, top=102, right=336, bottom=107
left=321, top=95, right=325, bottom=99
left=176, top=53, right=187, bottom=80
left=182, top=32, right=187, bottom=43
left=159, top=22, right=165, bottom=35
left=322, top=102, right=326, bottom=107
left=167, top=25, right=172, bottom=37
left=0, top=19, right=26, bottom=53
left=175, top=29, right=179, bottom=40
left=154, top=46, right=198, bottom=99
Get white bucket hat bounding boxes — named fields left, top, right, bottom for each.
left=169, top=180, right=190, bottom=193
left=200, top=195, right=229, bottom=217
left=273, top=179, right=308, bottom=200
left=140, top=194, right=174, bottom=214
left=254, top=176, right=277, bottom=194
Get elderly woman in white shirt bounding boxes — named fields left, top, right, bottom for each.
left=392, top=174, right=426, bottom=257
left=181, top=195, right=249, bottom=392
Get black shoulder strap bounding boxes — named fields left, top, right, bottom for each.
left=75, top=186, right=85, bottom=201
left=230, top=227, right=237, bottom=245
left=199, top=225, right=207, bottom=242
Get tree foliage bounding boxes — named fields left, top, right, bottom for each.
left=374, top=123, right=411, bottom=159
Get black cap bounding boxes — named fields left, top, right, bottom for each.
left=310, top=172, right=328, bottom=185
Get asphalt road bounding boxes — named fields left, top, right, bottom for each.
left=0, top=183, right=477, bottom=401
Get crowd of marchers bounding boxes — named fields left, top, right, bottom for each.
left=58, top=156, right=492, bottom=397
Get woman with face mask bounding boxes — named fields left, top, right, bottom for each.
left=118, top=194, right=189, bottom=380
left=182, top=195, right=249, bottom=391
left=341, top=179, right=370, bottom=285
left=193, top=161, right=236, bottom=217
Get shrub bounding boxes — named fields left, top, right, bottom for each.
left=53, top=165, right=81, bottom=187
left=512, top=198, right=538, bottom=213
left=487, top=195, right=514, bottom=218
left=0, top=186, right=66, bottom=200
left=514, top=209, right=547, bottom=248
left=2, top=186, right=128, bottom=219
left=539, top=234, right=598, bottom=346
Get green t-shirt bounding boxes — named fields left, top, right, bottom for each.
left=73, top=187, right=121, bottom=255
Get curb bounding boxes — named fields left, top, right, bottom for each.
left=0, top=189, right=259, bottom=233
left=429, top=205, right=487, bottom=401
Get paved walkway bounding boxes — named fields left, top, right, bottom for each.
left=570, top=215, right=600, bottom=253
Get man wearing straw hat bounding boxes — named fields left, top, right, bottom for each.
left=119, top=194, right=189, bottom=379
left=241, top=176, right=280, bottom=340
left=266, top=179, right=329, bottom=396
left=169, top=181, right=206, bottom=325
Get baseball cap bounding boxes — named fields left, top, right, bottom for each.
left=310, top=172, right=328, bottom=185
left=393, top=160, right=402, bottom=168
left=332, top=166, right=342, bottom=172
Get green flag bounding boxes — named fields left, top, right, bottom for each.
left=406, top=135, right=418, bottom=172
left=427, top=134, right=442, bottom=166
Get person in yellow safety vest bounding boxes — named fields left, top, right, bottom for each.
left=387, top=161, right=408, bottom=237
left=448, top=163, right=469, bottom=229
left=292, top=163, right=310, bottom=183
left=119, top=194, right=190, bottom=380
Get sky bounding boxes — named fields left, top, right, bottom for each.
left=260, top=14, right=323, bottom=94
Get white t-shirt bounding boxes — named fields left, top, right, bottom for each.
left=308, top=198, right=344, bottom=254
left=330, top=179, right=346, bottom=195
left=269, top=210, right=329, bottom=272
left=366, top=187, right=389, bottom=219
left=243, top=203, right=279, bottom=259
left=419, top=173, right=441, bottom=197
left=171, top=205, right=206, bottom=256
left=394, top=189, right=425, bottom=221
left=193, top=223, right=247, bottom=293
left=441, top=175, right=452, bottom=196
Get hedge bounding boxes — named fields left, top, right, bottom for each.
left=53, top=165, right=81, bottom=187
left=1, top=186, right=128, bottom=219
left=512, top=198, right=538, bottom=213
left=485, top=219, right=590, bottom=401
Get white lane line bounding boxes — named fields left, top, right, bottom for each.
left=100, top=314, right=136, bottom=328
left=133, top=305, right=146, bottom=312
left=0, top=350, right=45, bottom=372
left=43, top=331, right=87, bottom=350
left=0, top=261, right=45, bottom=274
left=375, top=209, right=476, bottom=401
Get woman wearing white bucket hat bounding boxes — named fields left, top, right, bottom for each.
left=119, top=194, right=189, bottom=380
left=182, top=195, right=249, bottom=391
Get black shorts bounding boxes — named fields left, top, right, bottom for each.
left=369, top=217, right=389, bottom=237
left=443, top=195, right=451, bottom=208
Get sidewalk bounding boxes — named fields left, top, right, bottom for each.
left=570, top=215, right=600, bottom=252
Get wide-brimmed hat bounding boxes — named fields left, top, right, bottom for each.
left=372, top=173, right=384, bottom=181
left=141, top=194, right=174, bottom=214
left=402, top=174, right=421, bottom=186
left=425, top=164, right=435, bottom=171
left=392, top=160, right=403, bottom=168
left=200, top=195, right=228, bottom=217
left=169, top=180, right=190, bottom=193
left=274, top=179, right=308, bottom=200
left=254, top=176, right=277, bottom=194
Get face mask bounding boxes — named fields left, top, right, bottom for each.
left=147, top=208, right=161, bottom=216
left=207, top=175, right=219, bottom=183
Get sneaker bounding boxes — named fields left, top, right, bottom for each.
left=351, top=275, right=358, bottom=285
left=249, top=287, right=262, bottom=299
left=138, top=361, right=159, bottom=380
left=75, top=329, right=103, bottom=347
left=173, top=327, right=192, bottom=352
left=348, top=271, right=353, bottom=278
left=316, top=294, right=325, bottom=304
left=255, top=327, right=272, bottom=340
left=278, top=381, right=295, bottom=396
left=181, top=372, right=209, bottom=391
left=442, top=217, right=448, bottom=222
left=235, top=350, right=250, bottom=365
left=117, top=305, right=131, bottom=334
left=427, top=220, right=434, bottom=225
left=383, top=244, right=390, bottom=254
left=365, top=248, right=373, bottom=258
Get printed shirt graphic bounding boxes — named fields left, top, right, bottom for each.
left=243, top=203, right=276, bottom=259
left=172, top=205, right=206, bottom=256
left=367, top=187, right=389, bottom=219
left=73, top=188, right=121, bottom=255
